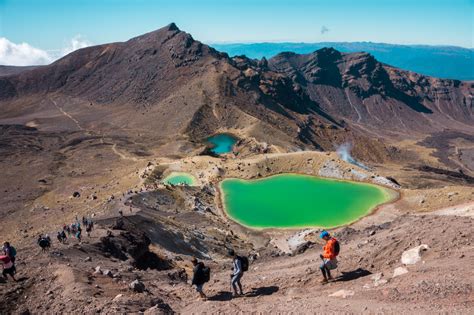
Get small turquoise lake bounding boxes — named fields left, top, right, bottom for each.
left=162, top=172, right=198, bottom=186
left=207, top=134, right=238, bottom=154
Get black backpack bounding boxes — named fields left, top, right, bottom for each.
left=238, top=256, right=249, bottom=272
left=202, top=266, right=211, bottom=283
left=38, top=238, right=50, bottom=248
left=333, top=239, right=340, bottom=256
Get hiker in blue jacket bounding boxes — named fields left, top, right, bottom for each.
left=228, top=249, right=244, bottom=297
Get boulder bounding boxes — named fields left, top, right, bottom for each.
left=102, top=269, right=113, bottom=277
left=393, top=266, right=409, bottom=278
left=401, top=244, right=429, bottom=265
left=167, top=268, right=188, bottom=282
left=293, top=241, right=314, bottom=255
left=129, top=279, right=145, bottom=293
left=370, top=272, right=387, bottom=286
left=94, top=266, right=101, bottom=274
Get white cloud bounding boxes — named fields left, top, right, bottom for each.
left=0, top=37, right=53, bottom=66
left=0, top=35, right=92, bottom=66
left=61, top=35, right=91, bottom=56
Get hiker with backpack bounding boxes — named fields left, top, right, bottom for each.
left=37, top=234, right=51, bottom=251
left=228, top=249, right=249, bottom=297
left=85, top=220, right=93, bottom=237
left=191, top=257, right=210, bottom=300
left=2, top=242, right=16, bottom=264
left=319, top=230, right=340, bottom=284
left=0, top=254, right=16, bottom=282
left=76, top=225, right=82, bottom=242
left=57, top=231, right=63, bottom=243
left=60, top=230, right=67, bottom=243
left=57, top=231, right=67, bottom=243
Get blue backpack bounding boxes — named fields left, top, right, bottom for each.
left=9, top=246, right=16, bottom=257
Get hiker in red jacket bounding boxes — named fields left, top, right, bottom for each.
left=319, top=230, right=340, bottom=284
left=0, top=255, right=16, bottom=282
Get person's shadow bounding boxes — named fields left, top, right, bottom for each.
left=208, top=291, right=232, bottom=301
left=333, top=268, right=371, bottom=282
left=245, top=286, right=279, bottom=297
left=0, top=276, right=28, bottom=283
left=208, top=286, right=279, bottom=301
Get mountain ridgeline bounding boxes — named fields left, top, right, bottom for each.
left=212, top=42, right=474, bottom=81
left=0, top=23, right=473, bottom=155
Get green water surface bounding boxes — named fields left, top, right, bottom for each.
left=162, top=172, right=197, bottom=186
left=207, top=134, right=238, bottom=154
left=220, top=174, right=394, bottom=229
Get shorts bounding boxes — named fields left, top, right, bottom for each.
left=194, top=284, right=204, bottom=293
left=2, top=266, right=15, bottom=277
left=320, top=258, right=338, bottom=270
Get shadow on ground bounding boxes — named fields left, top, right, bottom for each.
left=334, top=268, right=371, bottom=282
left=208, top=286, right=279, bottom=301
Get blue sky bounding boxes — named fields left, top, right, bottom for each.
left=0, top=0, right=472, bottom=56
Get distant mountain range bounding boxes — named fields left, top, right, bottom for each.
left=211, top=42, right=474, bottom=81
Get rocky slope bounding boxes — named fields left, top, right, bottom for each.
left=267, top=49, right=473, bottom=135
left=0, top=24, right=472, bottom=153
left=1, top=205, right=472, bottom=314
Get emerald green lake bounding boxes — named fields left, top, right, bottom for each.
left=162, top=172, right=197, bottom=186
left=220, top=174, right=394, bottom=229
left=207, top=134, right=237, bottom=154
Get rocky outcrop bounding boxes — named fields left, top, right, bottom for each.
left=98, top=230, right=172, bottom=270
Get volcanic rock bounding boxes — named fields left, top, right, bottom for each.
left=401, top=244, right=429, bottom=265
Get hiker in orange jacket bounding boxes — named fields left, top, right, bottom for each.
left=319, top=230, right=339, bottom=284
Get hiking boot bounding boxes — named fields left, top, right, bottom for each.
left=320, top=278, right=328, bottom=284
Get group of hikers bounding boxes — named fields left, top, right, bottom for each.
left=60, top=216, right=94, bottom=242
left=0, top=242, right=17, bottom=282
left=1, top=217, right=97, bottom=281
left=37, top=216, right=95, bottom=251
left=3, top=221, right=340, bottom=296
left=190, top=230, right=339, bottom=299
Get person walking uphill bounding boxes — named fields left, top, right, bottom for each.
left=319, top=230, right=340, bottom=284
left=0, top=255, right=16, bottom=282
left=191, top=257, right=210, bottom=300
left=228, top=249, right=249, bottom=297
left=2, top=242, right=16, bottom=264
